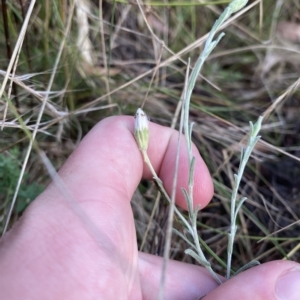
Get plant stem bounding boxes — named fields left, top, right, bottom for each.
left=142, top=150, right=221, bottom=284
left=142, top=150, right=192, bottom=232
left=226, top=117, right=263, bottom=279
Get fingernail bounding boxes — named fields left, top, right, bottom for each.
left=276, top=268, right=300, bottom=300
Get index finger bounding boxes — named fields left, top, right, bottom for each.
left=44, top=115, right=213, bottom=211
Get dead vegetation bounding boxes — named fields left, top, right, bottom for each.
left=0, top=0, right=299, bottom=275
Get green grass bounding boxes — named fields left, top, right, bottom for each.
left=1, top=0, right=300, bottom=277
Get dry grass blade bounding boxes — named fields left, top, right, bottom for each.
left=2, top=1, right=76, bottom=234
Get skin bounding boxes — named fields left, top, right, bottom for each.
left=0, top=116, right=299, bottom=300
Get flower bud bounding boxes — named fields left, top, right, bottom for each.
left=134, top=108, right=149, bottom=151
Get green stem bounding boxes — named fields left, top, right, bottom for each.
left=142, top=150, right=192, bottom=232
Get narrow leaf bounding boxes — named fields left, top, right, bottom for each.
left=173, top=229, right=196, bottom=250
left=234, top=260, right=260, bottom=277
left=181, top=187, right=193, bottom=214
left=188, top=157, right=196, bottom=187
left=185, top=249, right=211, bottom=268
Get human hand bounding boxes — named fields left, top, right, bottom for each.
left=0, top=116, right=299, bottom=300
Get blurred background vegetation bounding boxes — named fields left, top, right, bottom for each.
left=0, top=0, right=299, bottom=275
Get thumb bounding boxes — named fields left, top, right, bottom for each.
left=204, top=260, right=300, bottom=300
